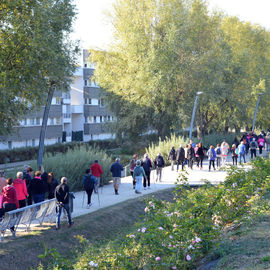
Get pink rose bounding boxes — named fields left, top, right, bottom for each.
left=186, top=254, right=191, bottom=261
left=155, top=256, right=161, bottom=261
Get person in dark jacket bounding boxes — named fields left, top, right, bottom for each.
left=110, top=158, right=123, bottom=195
left=29, top=171, right=47, bottom=203
left=47, top=172, right=58, bottom=199
left=196, top=142, right=205, bottom=170
left=154, top=153, right=165, bottom=182
left=55, top=177, right=73, bottom=229
left=83, top=169, right=96, bottom=208
left=176, top=145, right=185, bottom=171
left=187, top=144, right=195, bottom=170
left=168, top=146, right=176, bottom=171
left=142, top=153, right=152, bottom=190
left=23, top=166, right=33, bottom=205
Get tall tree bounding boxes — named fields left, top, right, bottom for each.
left=0, top=0, right=79, bottom=165
left=0, top=0, right=78, bottom=133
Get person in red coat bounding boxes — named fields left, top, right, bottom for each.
left=1, top=178, right=19, bottom=236
left=90, top=160, right=103, bottom=193
left=13, top=171, right=28, bottom=208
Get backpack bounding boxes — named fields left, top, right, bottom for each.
left=133, top=166, right=141, bottom=177
left=209, top=149, right=214, bottom=159
left=250, top=141, right=256, bottom=148
left=216, top=148, right=221, bottom=155
left=259, top=141, right=264, bottom=146
left=83, top=175, right=95, bottom=190
left=156, top=157, right=163, bottom=167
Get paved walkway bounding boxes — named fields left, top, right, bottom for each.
left=72, top=151, right=268, bottom=218
left=7, top=150, right=269, bottom=237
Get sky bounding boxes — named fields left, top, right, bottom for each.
left=71, top=0, right=270, bottom=51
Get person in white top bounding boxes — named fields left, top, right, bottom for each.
left=221, top=140, right=229, bottom=167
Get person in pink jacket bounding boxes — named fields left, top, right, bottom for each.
left=13, top=172, right=28, bottom=208
left=257, top=136, right=265, bottom=155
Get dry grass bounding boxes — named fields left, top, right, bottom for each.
left=0, top=188, right=175, bottom=270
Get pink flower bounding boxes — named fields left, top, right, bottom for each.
left=186, top=254, right=191, bottom=261
left=137, top=229, right=141, bottom=232
left=173, top=245, right=176, bottom=248
left=129, top=234, right=135, bottom=238
left=168, top=243, right=172, bottom=247
left=195, top=237, right=201, bottom=243
left=155, top=256, right=161, bottom=261
left=192, top=240, right=196, bottom=245
left=158, top=227, right=164, bottom=231
left=171, top=267, right=177, bottom=270
left=169, top=235, right=173, bottom=239
left=173, top=224, right=178, bottom=228
left=141, top=227, right=146, bottom=233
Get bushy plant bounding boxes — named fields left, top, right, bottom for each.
left=146, top=134, right=188, bottom=164
left=38, top=158, right=270, bottom=270
left=42, top=146, right=112, bottom=190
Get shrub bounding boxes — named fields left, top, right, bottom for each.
left=38, top=157, right=270, bottom=270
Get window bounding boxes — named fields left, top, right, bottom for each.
left=36, top=118, right=40, bottom=125
left=25, top=140, right=29, bottom=147
left=100, top=99, right=105, bottom=107
left=100, top=116, right=103, bottom=123
left=24, top=119, right=27, bottom=125
left=84, top=98, right=88, bottom=104
left=56, top=118, right=61, bottom=125
left=84, top=80, right=88, bottom=86
left=30, top=118, right=35, bottom=125
left=57, top=137, right=61, bottom=143
left=56, top=97, right=60, bottom=104
left=85, top=117, right=88, bottom=123
left=84, top=63, right=87, bottom=67
left=93, top=116, right=96, bottom=123
left=88, top=116, right=93, bottom=123
left=88, top=98, right=92, bottom=105
left=50, top=118, right=54, bottom=125
left=108, top=116, right=111, bottom=121
left=32, top=139, right=35, bottom=147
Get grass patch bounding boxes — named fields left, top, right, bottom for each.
left=0, top=188, right=175, bottom=270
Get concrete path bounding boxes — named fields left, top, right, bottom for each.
left=7, top=150, right=269, bottom=237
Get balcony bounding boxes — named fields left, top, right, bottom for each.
left=71, top=105, right=83, bottom=114
left=62, top=98, right=71, bottom=104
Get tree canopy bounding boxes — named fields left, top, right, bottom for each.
left=90, top=0, right=270, bottom=138
left=0, top=0, right=79, bottom=134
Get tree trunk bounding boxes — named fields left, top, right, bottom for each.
left=37, top=83, right=55, bottom=168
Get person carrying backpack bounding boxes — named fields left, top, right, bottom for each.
left=154, top=153, right=165, bottom=182
left=142, top=154, right=152, bottom=190
left=168, top=146, right=176, bottom=171
left=176, top=145, right=185, bottom=171
left=83, top=169, right=96, bottom=208
left=207, top=146, right=216, bottom=171
left=250, top=138, right=258, bottom=159
left=215, top=144, right=222, bottom=168
left=129, top=155, right=137, bottom=189
left=257, top=136, right=265, bottom=155
left=133, top=160, right=146, bottom=194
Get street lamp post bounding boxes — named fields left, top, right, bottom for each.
left=189, top=91, right=203, bottom=139
left=252, top=92, right=263, bottom=132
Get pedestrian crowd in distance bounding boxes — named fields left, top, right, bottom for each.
left=123, top=131, right=270, bottom=195
left=167, top=130, right=270, bottom=172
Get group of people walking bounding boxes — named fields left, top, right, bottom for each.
left=167, top=131, right=268, bottom=172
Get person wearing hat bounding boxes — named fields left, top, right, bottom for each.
left=110, top=158, right=123, bottom=195
left=133, top=160, right=146, bottom=194
left=90, top=160, right=103, bottom=193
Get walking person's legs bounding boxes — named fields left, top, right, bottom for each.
left=63, top=204, right=73, bottom=227
left=86, top=188, right=94, bottom=207
left=146, top=171, right=151, bottom=188
left=56, top=204, right=62, bottom=229
left=135, top=176, right=142, bottom=193
left=171, top=160, right=174, bottom=171
left=94, top=177, right=100, bottom=193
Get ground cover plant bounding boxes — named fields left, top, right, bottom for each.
left=35, top=157, right=270, bottom=269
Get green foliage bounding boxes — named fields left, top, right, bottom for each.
left=90, top=0, right=270, bottom=137
left=146, top=134, right=188, bottom=163
left=37, top=155, right=270, bottom=269
left=41, top=146, right=112, bottom=190
left=0, top=0, right=79, bottom=134
left=0, top=140, right=119, bottom=164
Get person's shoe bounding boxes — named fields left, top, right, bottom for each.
left=87, top=203, right=92, bottom=208
left=11, top=230, right=16, bottom=239
left=133, top=186, right=135, bottom=189
left=68, top=221, right=74, bottom=228
left=148, top=186, right=151, bottom=189
left=135, top=190, right=141, bottom=194
left=115, top=191, right=119, bottom=195
left=144, top=187, right=147, bottom=190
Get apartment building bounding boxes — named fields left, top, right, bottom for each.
left=0, top=50, right=114, bottom=150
